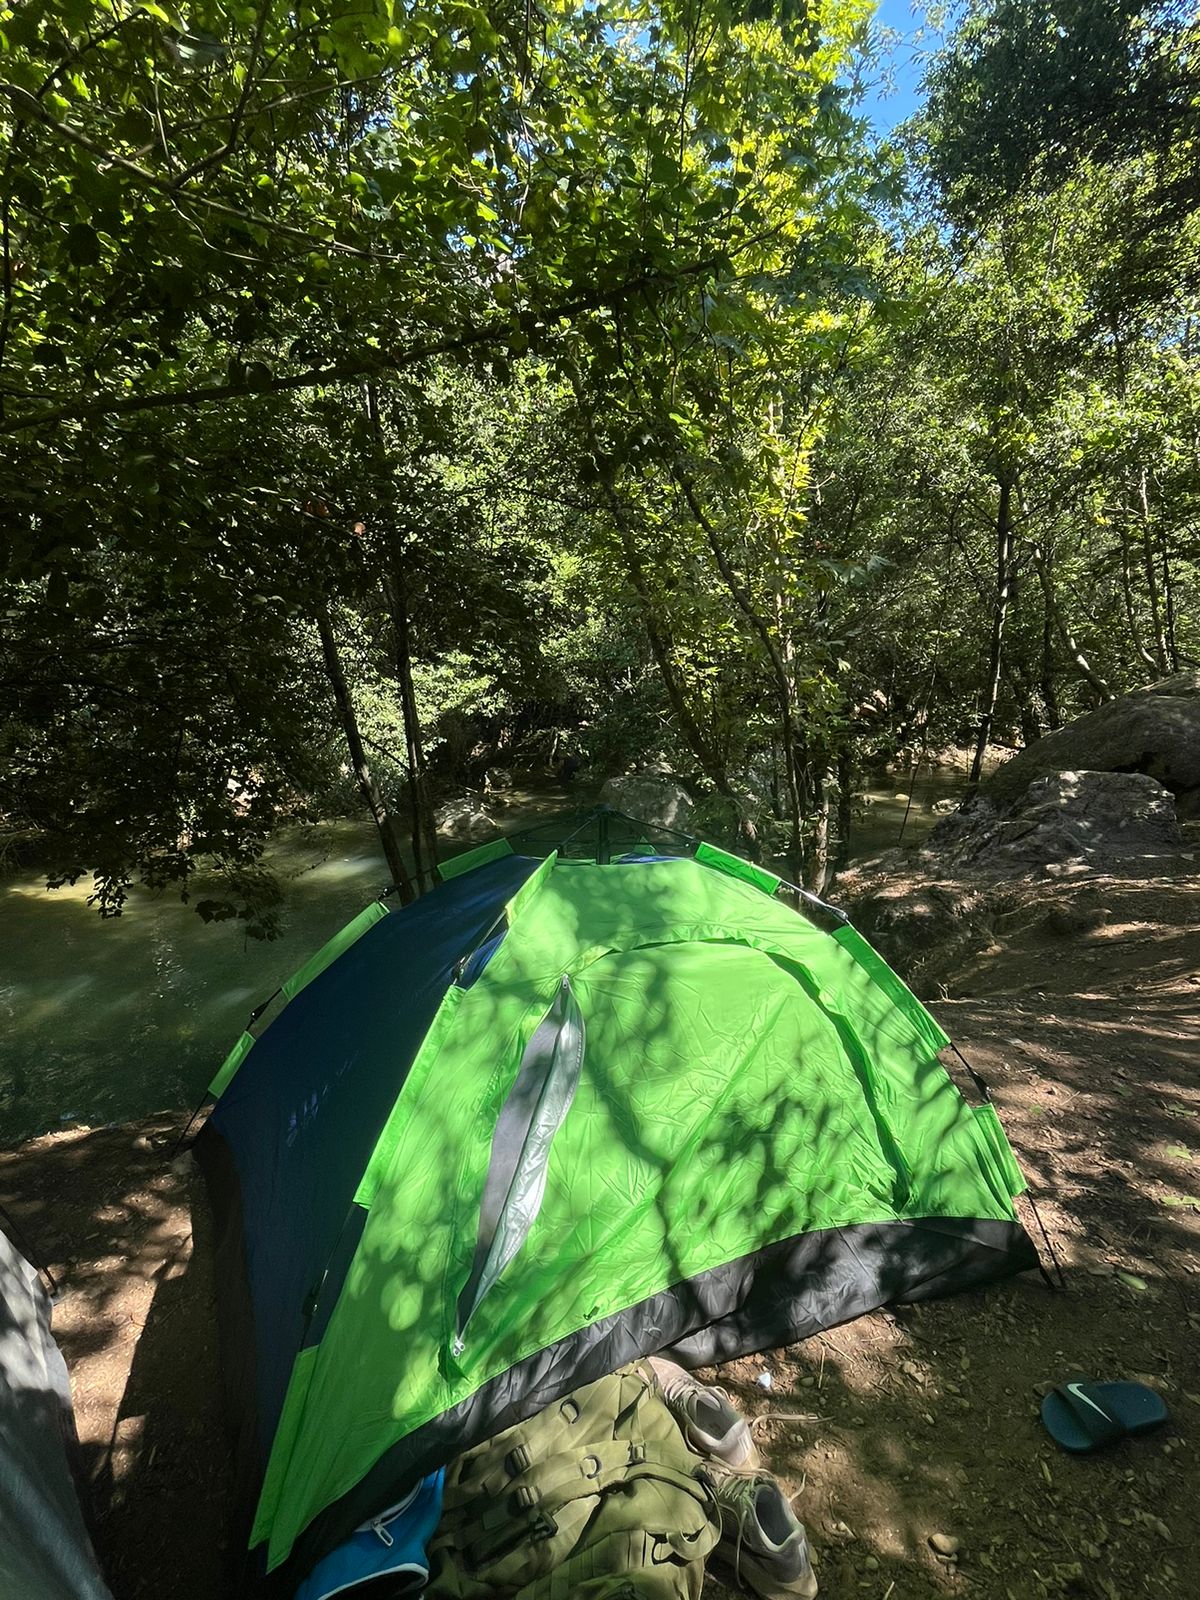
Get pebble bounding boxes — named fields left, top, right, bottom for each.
left=929, top=1532, right=961, bottom=1557
left=756, top=1370, right=773, bottom=1391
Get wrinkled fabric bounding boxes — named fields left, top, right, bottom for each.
left=253, top=856, right=1031, bottom=1572
left=0, top=1229, right=112, bottom=1600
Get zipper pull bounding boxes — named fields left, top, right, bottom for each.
left=371, top=1517, right=395, bottom=1548
left=452, top=1333, right=465, bottom=1358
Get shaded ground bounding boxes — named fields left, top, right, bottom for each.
left=704, top=860, right=1200, bottom=1600
left=0, top=1117, right=232, bottom=1600
left=1, top=860, right=1197, bottom=1600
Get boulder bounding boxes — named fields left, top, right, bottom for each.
left=599, top=772, right=695, bottom=833
left=843, top=878, right=995, bottom=986
left=982, top=672, right=1200, bottom=810
left=483, top=767, right=514, bottom=793
left=929, top=770, right=1182, bottom=874
left=435, top=797, right=499, bottom=844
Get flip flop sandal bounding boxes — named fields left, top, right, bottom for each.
left=1040, top=1376, right=1169, bottom=1454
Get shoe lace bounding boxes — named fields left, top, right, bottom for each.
left=707, top=1468, right=760, bottom=1584
left=661, top=1370, right=734, bottom=1413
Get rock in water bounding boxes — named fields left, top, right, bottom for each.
left=435, top=797, right=499, bottom=843
left=599, top=773, right=695, bottom=833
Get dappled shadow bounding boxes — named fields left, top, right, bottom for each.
left=933, top=868, right=1200, bottom=1278
left=269, top=854, right=1040, bottom=1583
left=699, top=1265, right=1195, bottom=1598
left=8, top=851, right=1195, bottom=1600
left=0, top=1116, right=232, bottom=1600
left=712, top=863, right=1199, bottom=1599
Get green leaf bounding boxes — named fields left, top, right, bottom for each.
left=66, top=223, right=101, bottom=266
left=1116, top=1271, right=1149, bottom=1292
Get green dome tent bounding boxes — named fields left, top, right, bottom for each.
left=195, top=816, right=1038, bottom=1593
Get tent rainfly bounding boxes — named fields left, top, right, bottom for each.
left=195, top=825, right=1038, bottom=1594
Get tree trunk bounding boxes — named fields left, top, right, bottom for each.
left=1138, top=468, right=1169, bottom=673
left=969, top=475, right=1015, bottom=787
left=674, top=469, right=802, bottom=878
left=575, top=399, right=760, bottom=856
left=314, top=600, right=415, bottom=903
left=1005, top=653, right=1045, bottom=745
left=1160, top=520, right=1179, bottom=672
left=1118, top=516, right=1158, bottom=671
left=384, top=541, right=439, bottom=885
left=1031, top=542, right=1111, bottom=701
left=1040, top=594, right=1062, bottom=730
left=804, top=758, right=833, bottom=894
left=834, top=748, right=855, bottom=872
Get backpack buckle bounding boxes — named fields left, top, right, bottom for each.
left=529, top=1510, right=558, bottom=1543
left=628, top=1441, right=647, bottom=1465
left=511, top=1484, right=537, bottom=1511
left=505, top=1444, right=532, bottom=1477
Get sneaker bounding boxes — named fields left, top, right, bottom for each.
left=648, top=1356, right=760, bottom=1469
left=700, top=1461, right=818, bottom=1600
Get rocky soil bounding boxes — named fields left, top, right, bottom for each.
left=703, top=854, right=1200, bottom=1600
left=1, top=828, right=1197, bottom=1600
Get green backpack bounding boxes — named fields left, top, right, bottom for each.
left=425, top=1364, right=719, bottom=1600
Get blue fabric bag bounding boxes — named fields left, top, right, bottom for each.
left=294, top=1470, right=445, bottom=1600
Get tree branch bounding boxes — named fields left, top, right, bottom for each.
left=0, top=257, right=724, bottom=434
left=0, top=83, right=411, bottom=262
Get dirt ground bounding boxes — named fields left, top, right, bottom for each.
left=1, top=858, right=1197, bottom=1600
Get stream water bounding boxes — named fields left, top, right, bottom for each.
left=0, top=765, right=964, bottom=1145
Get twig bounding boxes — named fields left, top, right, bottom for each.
left=749, top=1410, right=823, bottom=1435
left=170, top=0, right=275, bottom=186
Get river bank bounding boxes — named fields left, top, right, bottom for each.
left=0, top=762, right=973, bottom=1145
left=2, top=847, right=1196, bottom=1600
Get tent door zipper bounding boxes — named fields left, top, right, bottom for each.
left=453, top=974, right=586, bottom=1356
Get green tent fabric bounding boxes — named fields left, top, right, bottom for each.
left=197, top=850, right=1036, bottom=1584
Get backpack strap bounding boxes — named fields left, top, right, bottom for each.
left=461, top=1442, right=710, bottom=1568
left=532, top=1442, right=709, bottom=1523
